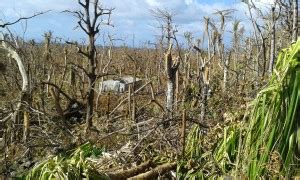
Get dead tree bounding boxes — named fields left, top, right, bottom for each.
left=244, top=1, right=266, bottom=76
left=193, top=46, right=211, bottom=122
left=43, top=32, right=52, bottom=95
left=231, top=19, right=244, bottom=87
left=0, top=34, right=30, bottom=142
left=0, top=12, right=48, bottom=142
left=151, top=9, right=180, bottom=115
left=213, top=10, right=234, bottom=92
left=65, top=0, right=113, bottom=132
left=165, top=44, right=180, bottom=114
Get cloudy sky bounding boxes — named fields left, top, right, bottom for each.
left=0, top=0, right=275, bottom=46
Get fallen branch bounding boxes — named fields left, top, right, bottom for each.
left=106, top=160, right=153, bottom=180
left=128, top=162, right=177, bottom=180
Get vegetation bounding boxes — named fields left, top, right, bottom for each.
left=0, top=0, right=299, bottom=179
left=25, top=142, right=105, bottom=179
left=178, top=40, right=300, bottom=179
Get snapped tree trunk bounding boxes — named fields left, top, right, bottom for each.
left=165, top=44, right=180, bottom=115
left=193, top=45, right=210, bottom=122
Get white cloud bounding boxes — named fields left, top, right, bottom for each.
left=254, top=0, right=275, bottom=6
left=185, top=0, right=194, bottom=5
left=0, top=0, right=252, bottom=45
left=145, top=0, right=161, bottom=7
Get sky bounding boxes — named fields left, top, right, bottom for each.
left=0, top=0, right=275, bottom=46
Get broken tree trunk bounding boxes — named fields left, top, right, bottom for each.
left=165, top=44, right=180, bottom=115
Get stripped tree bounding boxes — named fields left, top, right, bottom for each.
left=213, top=9, right=234, bottom=92
left=151, top=9, right=180, bottom=117
left=65, top=0, right=113, bottom=133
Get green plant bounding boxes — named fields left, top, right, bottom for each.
left=240, top=39, right=300, bottom=178
left=179, top=40, right=300, bottom=179
left=25, top=142, right=108, bottom=180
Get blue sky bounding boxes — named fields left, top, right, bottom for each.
left=0, top=0, right=274, bottom=46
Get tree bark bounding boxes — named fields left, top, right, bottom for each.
left=165, top=44, right=179, bottom=115
left=166, top=79, right=175, bottom=112
left=85, top=30, right=97, bottom=132
left=292, top=0, right=298, bottom=42
left=223, top=46, right=229, bottom=92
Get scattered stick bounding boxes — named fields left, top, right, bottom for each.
left=109, top=81, right=151, bottom=115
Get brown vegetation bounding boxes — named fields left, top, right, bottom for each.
left=0, top=0, right=299, bottom=179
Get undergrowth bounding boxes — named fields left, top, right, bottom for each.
left=23, top=142, right=107, bottom=180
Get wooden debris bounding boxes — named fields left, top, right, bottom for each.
left=128, top=162, right=177, bottom=180
left=106, top=160, right=153, bottom=180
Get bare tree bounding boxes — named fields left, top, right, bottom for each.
left=65, top=0, right=113, bottom=133
left=0, top=33, right=29, bottom=142
left=213, top=10, right=234, bottom=91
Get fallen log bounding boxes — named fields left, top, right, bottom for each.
left=128, top=162, right=177, bottom=180
left=106, top=160, right=153, bottom=180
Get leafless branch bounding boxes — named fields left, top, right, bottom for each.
left=0, top=11, right=50, bottom=28
left=68, top=62, right=89, bottom=76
